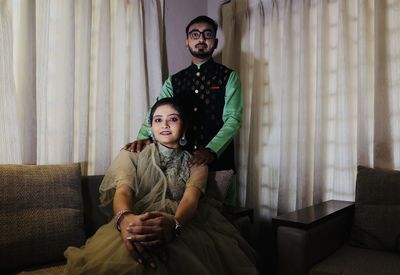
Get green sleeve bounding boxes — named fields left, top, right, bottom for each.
left=206, top=71, right=243, bottom=156
left=136, top=77, right=174, bottom=140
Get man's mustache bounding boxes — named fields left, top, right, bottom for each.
left=195, top=43, right=207, bottom=48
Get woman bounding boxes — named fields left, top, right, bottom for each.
left=65, top=98, right=258, bottom=274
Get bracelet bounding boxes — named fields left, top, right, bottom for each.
left=174, top=218, right=182, bottom=238
left=114, top=209, right=133, bottom=232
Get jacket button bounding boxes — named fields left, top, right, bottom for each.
left=194, top=107, right=198, bottom=112
left=196, top=72, right=200, bottom=77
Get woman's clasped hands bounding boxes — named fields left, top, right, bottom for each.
left=119, top=212, right=176, bottom=269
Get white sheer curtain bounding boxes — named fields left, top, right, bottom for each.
left=222, top=0, right=400, bottom=220
left=0, top=0, right=164, bottom=175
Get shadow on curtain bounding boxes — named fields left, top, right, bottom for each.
left=221, top=0, right=400, bottom=264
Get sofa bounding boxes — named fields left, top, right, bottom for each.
left=0, top=163, right=108, bottom=274
left=0, top=163, right=253, bottom=274
left=273, top=166, right=400, bottom=275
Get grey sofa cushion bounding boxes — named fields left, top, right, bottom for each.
left=349, top=166, right=400, bottom=252
left=0, top=164, right=85, bottom=272
left=310, top=244, right=400, bottom=275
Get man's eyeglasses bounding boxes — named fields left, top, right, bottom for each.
left=188, top=29, right=215, bottom=40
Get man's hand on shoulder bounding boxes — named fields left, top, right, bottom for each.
left=188, top=148, right=217, bottom=167
left=123, top=138, right=152, bottom=152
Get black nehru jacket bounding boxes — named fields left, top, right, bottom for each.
left=171, top=59, right=235, bottom=171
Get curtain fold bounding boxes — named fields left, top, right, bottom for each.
left=222, top=0, right=400, bottom=220
left=73, top=0, right=91, bottom=167
left=87, top=0, right=111, bottom=174
left=1, top=0, right=164, bottom=174
left=0, top=0, right=21, bottom=164
left=13, top=0, right=36, bottom=164
left=36, top=0, right=75, bottom=164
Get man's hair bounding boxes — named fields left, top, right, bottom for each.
left=185, top=15, right=218, bottom=37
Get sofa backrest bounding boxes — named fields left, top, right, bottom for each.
left=0, top=164, right=86, bottom=273
left=350, top=165, right=400, bottom=252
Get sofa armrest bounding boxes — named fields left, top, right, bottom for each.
left=221, top=204, right=254, bottom=224
left=272, top=200, right=354, bottom=275
left=81, top=175, right=109, bottom=238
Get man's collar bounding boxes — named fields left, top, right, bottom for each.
left=192, top=58, right=214, bottom=70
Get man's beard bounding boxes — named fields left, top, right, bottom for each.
left=189, top=46, right=214, bottom=59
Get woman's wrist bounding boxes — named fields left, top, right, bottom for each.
left=173, top=217, right=183, bottom=238
left=114, top=209, right=134, bottom=232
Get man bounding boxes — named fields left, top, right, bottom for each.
left=127, top=15, right=243, bottom=174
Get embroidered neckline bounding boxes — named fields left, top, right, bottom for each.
left=157, top=143, right=181, bottom=158
left=155, top=143, right=189, bottom=201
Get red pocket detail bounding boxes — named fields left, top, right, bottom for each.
left=210, top=86, right=220, bottom=90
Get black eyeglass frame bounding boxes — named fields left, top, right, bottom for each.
left=187, top=29, right=216, bottom=40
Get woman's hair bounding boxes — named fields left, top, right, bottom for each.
left=149, top=97, right=187, bottom=129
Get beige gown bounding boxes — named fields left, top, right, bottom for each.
left=64, top=143, right=258, bottom=275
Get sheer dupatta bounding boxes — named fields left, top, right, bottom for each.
left=99, top=143, right=191, bottom=219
